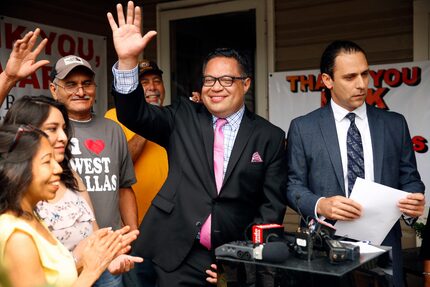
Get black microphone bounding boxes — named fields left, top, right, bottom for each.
left=259, top=242, right=289, bottom=263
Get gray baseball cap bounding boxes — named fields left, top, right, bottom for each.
left=50, top=55, right=94, bottom=81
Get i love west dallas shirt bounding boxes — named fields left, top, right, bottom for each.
left=69, top=114, right=136, bottom=229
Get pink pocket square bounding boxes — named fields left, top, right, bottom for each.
left=251, top=152, right=263, bottom=163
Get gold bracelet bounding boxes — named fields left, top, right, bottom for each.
left=423, top=271, right=430, bottom=276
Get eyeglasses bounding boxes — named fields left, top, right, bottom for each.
left=8, top=124, right=39, bottom=153
left=202, top=76, right=247, bottom=87
left=55, top=81, right=97, bottom=94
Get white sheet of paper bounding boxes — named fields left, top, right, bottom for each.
left=334, top=178, right=408, bottom=245
left=339, top=241, right=386, bottom=254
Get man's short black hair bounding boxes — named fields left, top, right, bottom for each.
left=202, top=48, right=250, bottom=77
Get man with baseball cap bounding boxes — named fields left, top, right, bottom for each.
left=50, top=55, right=138, bottom=287
left=50, top=55, right=94, bottom=79
left=137, top=59, right=165, bottom=106
left=105, top=59, right=168, bottom=287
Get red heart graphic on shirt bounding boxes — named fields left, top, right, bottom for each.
left=84, top=139, right=105, bottom=155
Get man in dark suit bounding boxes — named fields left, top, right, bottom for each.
left=286, top=40, right=425, bottom=286
left=107, top=2, right=287, bottom=286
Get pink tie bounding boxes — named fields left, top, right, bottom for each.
left=200, top=118, right=227, bottom=249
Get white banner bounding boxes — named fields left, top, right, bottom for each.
left=0, top=16, right=107, bottom=121
left=269, top=61, right=430, bottom=202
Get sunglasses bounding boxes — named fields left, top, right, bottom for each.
left=8, top=124, right=40, bottom=153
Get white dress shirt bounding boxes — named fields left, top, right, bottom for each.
left=331, top=100, right=374, bottom=196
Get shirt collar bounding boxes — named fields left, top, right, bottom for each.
left=212, top=105, right=245, bottom=131
left=331, top=100, right=367, bottom=122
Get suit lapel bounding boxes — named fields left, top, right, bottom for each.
left=367, top=105, right=384, bottom=183
left=197, top=106, right=218, bottom=196
left=222, top=108, right=255, bottom=190
left=319, top=105, right=345, bottom=193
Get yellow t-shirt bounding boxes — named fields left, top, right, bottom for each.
left=0, top=214, right=77, bottom=286
left=105, top=108, right=168, bottom=223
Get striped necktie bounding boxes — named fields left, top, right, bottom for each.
left=346, top=113, right=364, bottom=195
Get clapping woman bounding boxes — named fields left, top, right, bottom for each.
left=0, top=124, right=123, bottom=286
left=3, top=96, right=142, bottom=275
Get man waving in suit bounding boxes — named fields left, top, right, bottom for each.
left=286, top=40, right=425, bottom=286
left=107, top=2, right=287, bottom=286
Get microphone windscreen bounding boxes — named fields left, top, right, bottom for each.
left=262, top=242, right=289, bottom=263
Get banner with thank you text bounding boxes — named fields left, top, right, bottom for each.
left=0, top=16, right=107, bottom=121
left=269, top=61, right=430, bottom=204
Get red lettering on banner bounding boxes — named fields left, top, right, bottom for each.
left=370, top=69, right=385, bottom=88
left=18, top=73, right=40, bottom=89
left=78, top=38, right=94, bottom=60
left=287, top=76, right=299, bottom=92
left=95, top=56, right=100, bottom=67
left=321, top=90, right=328, bottom=107
left=402, top=67, right=421, bottom=86
left=315, top=74, right=324, bottom=91
left=3, top=22, right=97, bottom=61
left=58, top=34, right=76, bottom=55
left=299, top=75, right=315, bottom=92
left=39, top=30, right=57, bottom=55
left=370, top=67, right=421, bottom=88
left=287, top=74, right=325, bottom=93
left=365, top=88, right=389, bottom=109
left=13, top=65, right=53, bottom=90
left=384, top=69, right=402, bottom=87
left=412, top=136, right=428, bottom=153
left=5, top=23, right=26, bottom=49
left=41, top=66, right=53, bottom=89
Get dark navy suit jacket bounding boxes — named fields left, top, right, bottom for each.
left=286, top=103, right=425, bottom=286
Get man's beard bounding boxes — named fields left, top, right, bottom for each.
left=146, top=91, right=161, bottom=106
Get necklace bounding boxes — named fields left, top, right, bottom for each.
left=70, top=116, right=92, bottom=123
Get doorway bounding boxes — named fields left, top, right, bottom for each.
left=169, top=11, right=256, bottom=111
left=157, top=0, right=270, bottom=117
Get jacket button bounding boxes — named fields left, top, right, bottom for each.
left=196, top=221, right=202, bottom=227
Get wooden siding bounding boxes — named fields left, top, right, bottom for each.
left=274, top=0, right=413, bottom=71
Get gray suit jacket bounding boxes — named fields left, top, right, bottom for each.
left=286, top=103, right=424, bottom=286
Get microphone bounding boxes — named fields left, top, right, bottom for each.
left=252, top=223, right=284, bottom=244
left=295, top=194, right=309, bottom=226
left=258, top=241, right=290, bottom=263
left=294, top=194, right=314, bottom=260
left=215, top=241, right=289, bottom=263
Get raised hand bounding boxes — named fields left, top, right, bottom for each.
left=0, top=28, right=49, bottom=105
left=4, top=28, right=49, bottom=82
left=107, top=1, right=157, bottom=70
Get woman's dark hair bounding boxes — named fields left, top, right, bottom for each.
left=0, top=124, right=47, bottom=217
left=3, top=96, right=79, bottom=192
left=202, top=48, right=250, bottom=77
